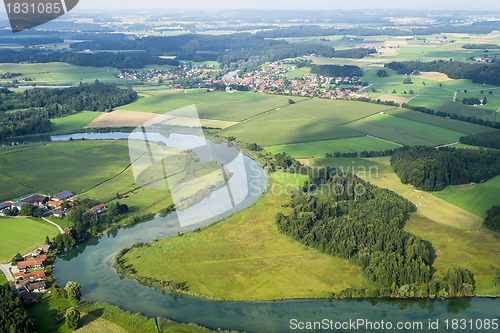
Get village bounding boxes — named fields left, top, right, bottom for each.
left=116, top=60, right=371, bottom=99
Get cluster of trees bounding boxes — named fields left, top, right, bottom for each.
left=310, top=64, right=363, bottom=78
left=385, top=60, right=500, bottom=86
left=276, top=173, right=437, bottom=288
left=391, top=146, right=500, bottom=191
left=460, top=131, right=500, bottom=149
left=376, top=69, right=389, bottom=77
left=401, top=103, right=500, bottom=130
left=462, top=44, right=500, bottom=49
left=461, top=97, right=485, bottom=105
left=334, top=48, right=376, bottom=59
left=484, top=206, right=500, bottom=232
left=0, top=284, right=36, bottom=332
left=0, top=49, right=179, bottom=68
left=0, top=83, right=137, bottom=139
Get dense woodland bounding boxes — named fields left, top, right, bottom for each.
left=0, top=49, right=179, bottom=68
left=462, top=44, right=500, bottom=49
left=333, top=48, right=376, bottom=59
left=391, top=146, right=500, bottom=191
left=310, top=64, right=363, bottom=78
left=276, top=172, right=476, bottom=298
left=0, top=284, right=36, bottom=333
left=385, top=60, right=500, bottom=86
left=0, top=83, right=137, bottom=139
left=460, top=130, right=500, bottom=149
left=276, top=172, right=431, bottom=288
left=484, top=206, right=500, bottom=232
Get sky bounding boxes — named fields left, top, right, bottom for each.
left=74, top=0, right=500, bottom=11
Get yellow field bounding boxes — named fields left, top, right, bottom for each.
left=411, top=71, right=453, bottom=82
left=84, top=110, right=159, bottom=128
left=376, top=95, right=411, bottom=105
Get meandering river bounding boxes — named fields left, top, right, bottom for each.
left=46, top=132, right=499, bottom=333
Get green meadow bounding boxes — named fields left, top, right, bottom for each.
left=50, top=111, right=101, bottom=134
left=265, top=136, right=399, bottom=158
left=439, top=101, right=497, bottom=122
left=434, top=175, right=500, bottom=218
left=120, top=174, right=373, bottom=301
left=0, top=217, right=59, bottom=262
left=0, top=62, right=121, bottom=85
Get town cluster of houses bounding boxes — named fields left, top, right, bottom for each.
left=0, top=190, right=74, bottom=217
left=14, top=244, right=51, bottom=304
left=114, top=59, right=371, bottom=99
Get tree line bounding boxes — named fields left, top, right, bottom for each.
left=391, top=146, right=500, bottom=191
left=0, top=83, right=137, bottom=139
left=459, top=130, right=500, bottom=149
left=0, top=49, right=180, bottom=69
left=385, top=60, right=500, bottom=86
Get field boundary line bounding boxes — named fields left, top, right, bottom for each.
left=263, top=134, right=366, bottom=148
left=435, top=142, right=459, bottom=148
left=239, top=99, right=309, bottom=123
left=339, top=107, right=400, bottom=126
left=365, top=135, right=404, bottom=147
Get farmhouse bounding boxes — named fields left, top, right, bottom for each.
left=19, top=194, right=49, bottom=205
left=47, top=201, right=62, bottom=208
left=0, top=202, right=11, bottom=212
left=17, top=255, right=47, bottom=271
left=52, top=190, right=74, bottom=201
left=15, top=271, right=45, bottom=281
left=23, top=280, right=46, bottom=293
left=52, top=210, right=65, bottom=218
left=88, top=203, right=107, bottom=216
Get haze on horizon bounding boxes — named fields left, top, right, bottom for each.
left=75, top=0, right=500, bottom=12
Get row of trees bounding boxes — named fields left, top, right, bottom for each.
left=401, top=103, right=500, bottom=130
left=460, top=130, right=500, bottom=149
left=385, top=60, right=500, bottom=86
left=391, top=146, right=500, bottom=191
left=276, top=173, right=435, bottom=288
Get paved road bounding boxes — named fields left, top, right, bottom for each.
left=42, top=217, right=63, bottom=234
left=0, top=263, right=13, bottom=282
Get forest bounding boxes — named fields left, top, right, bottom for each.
left=0, top=49, right=180, bottom=68
left=484, top=206, right=500, bottom=232
left=0, top=284, right=36, bottom=333
left=459, top=130, right=500, bottom=149
left=391, top=146, right=500, bottom=191
left=462, top=43, right=500, bottom=49
left=0, top=83, right=137, bottom=139
left=310, top=64, right=363, bottom=78
left=385, top=60, right=500, bottom=86
left=276, top=172, right=432, bottom=288
left=333, top=48, right=377, bottom=59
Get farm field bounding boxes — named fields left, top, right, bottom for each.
left=119, top=174, right=373, bottom=301
left=434, top=175, right=500, bottom=219
left=51, top=111, right=102, bottom=134
left=221, top=107, right=363, bottom=146
left=281, top=99, right=396, bottom=124
left=0, top=217, right=59, bottom=262
left=0, top=62, right=121, bottom=85
left=264, top=136, right=400, bottom=158
left=0, top=141, right=131, bottom=202
left=119, top=89, right=302, bottom=121
left=345, top=113, right=469, bottom=146
left=438, top=101, right=497, bottom=122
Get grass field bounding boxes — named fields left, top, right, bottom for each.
left=51, top=112, right=102, bottom=134
left=120, top=174, right=373, bottom=301
left=0, top=217, right=59, bottom=263
left=27, top=293, right=72, bottom=333
left=434, top=175, right=500, bottom=218
left=0, top=271, right=7, bottom=284
left=119, top=90, right=301, bottom=121
left=438, top=101, right=497, bottom=122
left=0, top=62, right=121, bottom=85
left=264, top=136, right=400, bottom=158
left=281, top=99, right=396, bottom=125
left=0, top=141, right=131, bottom=202
left=345, top=113, right=467, bottom=146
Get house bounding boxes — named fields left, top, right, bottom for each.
left=15, top=271, right=45, bottom=281
left=17, top=255, right=46, bottom=271
left=52, top=190, right=74, bottom=202
left=38, top=244, right=51, bottom=252
left=47, top=201, right=61, bottom=208
left=19, top=291, right=36, bottom=304
left=0, top=202, right=11, bottom=212
left=24, top=281, right=46, bottom=293
left=19, top=194, right=48, bottom=205
left=89, top=203, right=106, bottom=215
left=52, top=210, right=65, bottom=218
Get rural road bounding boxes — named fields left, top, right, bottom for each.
left=0, top=263, right=13, bottom=282
left=42, top=217, right=63, bottom=234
